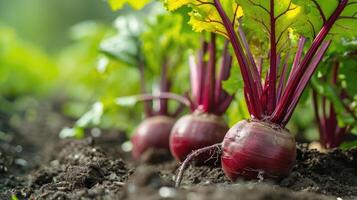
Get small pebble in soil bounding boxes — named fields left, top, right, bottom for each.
left=122, top=141, right=133, bottom=152
left=159, top=186, right=177, bottom=198
left=14, top=159, right=27, bottom=167
left=15, top=145, right=23, bottom=153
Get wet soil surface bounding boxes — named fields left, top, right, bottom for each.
left=0, top=104, right=356, bottom=200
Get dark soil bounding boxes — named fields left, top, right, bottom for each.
left=0, top=102, right=356, bottom=200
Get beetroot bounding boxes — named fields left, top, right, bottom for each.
left=221, top=120, right=296, bottom=180
left=131, top=116, right=175, bottom=160
left=169, top=34, right=234, bottom=164
left=170, top=113, right=228, bottom=163
left=169, top=0, right=349, bottom=185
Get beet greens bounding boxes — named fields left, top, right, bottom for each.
left=168, top=34, right=235, bottom=163
left=166, top=0, right=356, bottom=183
left=166, top=0, right=356, bottom=126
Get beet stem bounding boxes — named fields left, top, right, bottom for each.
left=203, top=33, right=217, bottom=112
left=267, top=0, right=277, bottom=114
left=175, top=143, right=222, bottom=187
left=139, top=61, right=153, bottom=117
left=213, top=0, right=263, bottom=118
left=214, top=40, right=232, bottom=108
left=273, top=0, right=348, bottom=124
left=134, top=92, right=192, bottom=108
left=159, top=58, right=170, bottom=115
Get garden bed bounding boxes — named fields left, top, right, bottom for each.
left=1, top=111, right=356, bottom=200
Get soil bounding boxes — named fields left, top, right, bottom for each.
left=0, top=102, right=356, bottom=200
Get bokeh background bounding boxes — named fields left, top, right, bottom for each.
left=0, top=0, right=114, bottom=51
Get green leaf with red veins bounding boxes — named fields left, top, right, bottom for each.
left=165, top=0, right=242, bottom=39
left=331, top=1, right=357, bottom=39
left=292, top=0, right=357, bottom=39
left=237, top=0, right=303, bottom=53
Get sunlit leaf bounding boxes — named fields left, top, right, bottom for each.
left=108, top=0, right=151, bottom=10
left=236, top=0, right=304, bottom=52
left=292, top=0, right=357, bottom=39
left=164, top=0, right=242, bottom=39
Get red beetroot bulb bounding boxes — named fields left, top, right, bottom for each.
left=131, top=116, right=175, bottom=160
left=170, top=113, right=228, bottom=164
left=221, top=120, right=296, bottom=180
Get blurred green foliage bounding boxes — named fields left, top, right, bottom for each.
left=57, top=21, right=143, bottom=132
left=0, top=0, right=115, bottom=51
left=100, top=3, right=195, bottom=117
left=0, top=26, right=58, bottom=98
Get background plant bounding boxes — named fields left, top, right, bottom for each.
left=311, top=41, right=357, bottom=148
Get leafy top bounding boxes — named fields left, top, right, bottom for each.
left=164, top=0, right=356, bottom=126
left=165, top=0, right=243, bottom=39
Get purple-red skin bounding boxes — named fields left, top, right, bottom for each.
left=131, top=116, right=175, bottom=160
left=170, top=113, right=228, bottom=164
left=221, top=120, right=296, bottom=180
